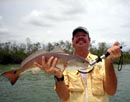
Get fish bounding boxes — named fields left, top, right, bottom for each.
left=1, top=50, right=90, bottom=85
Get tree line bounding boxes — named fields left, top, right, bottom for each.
left=0, top=40, right=130, bottom=65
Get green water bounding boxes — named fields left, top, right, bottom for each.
left=0, top=64, right=130, bottom=102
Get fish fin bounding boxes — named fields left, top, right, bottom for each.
left=2, top=69, right=19, bottom=85
left=21, top=50, right=47, bottom=67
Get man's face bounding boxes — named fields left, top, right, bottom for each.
left=72, top=32, right=90, bottom=49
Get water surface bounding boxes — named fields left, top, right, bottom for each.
left=0, top=64, right=130, bottom=102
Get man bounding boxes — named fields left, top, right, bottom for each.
left=34, top=26, right=121, bottom=102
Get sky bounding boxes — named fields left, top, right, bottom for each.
left=0, top=0, right=130, bottom=50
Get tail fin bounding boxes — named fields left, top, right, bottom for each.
left=2, top=69, right=19, bottom=85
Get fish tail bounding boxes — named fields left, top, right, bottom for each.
left=2, top=69, right=19, bottom=85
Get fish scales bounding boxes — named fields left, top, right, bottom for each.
left=1, top=51, right=89, bottom=85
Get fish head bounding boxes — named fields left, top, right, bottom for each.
left=64, top=59, right=89, bottom=71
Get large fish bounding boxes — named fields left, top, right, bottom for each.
left=1, top=50, right=90, bottom=85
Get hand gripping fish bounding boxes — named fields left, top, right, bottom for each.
left=1, top=50, right=90, bottom=85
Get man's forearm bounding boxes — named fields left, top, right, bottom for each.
left=55, top=81, right=70, bottom=101
left=104, top=58, right=117, bottom=96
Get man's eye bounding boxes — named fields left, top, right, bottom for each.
left=75, top=35, right=79, bottom=37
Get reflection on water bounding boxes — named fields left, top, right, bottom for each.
left=0, top=64, right=130, bottom=102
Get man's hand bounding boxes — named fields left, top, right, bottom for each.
left=106, top=41, right=122, bottom=63
left=34, top=56, right=65, bottom=78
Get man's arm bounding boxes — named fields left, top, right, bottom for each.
left=104, top=58, right=117, bottom=95
left=34, top=56, right=70, bottom=100
left=104, top=41, right=121, bottom=95
left=55, top=80, right=70, bottom=101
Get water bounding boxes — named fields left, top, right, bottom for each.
left=0, top=64, right=130, bottom=102
left=109, top=64, right=130, bottom=102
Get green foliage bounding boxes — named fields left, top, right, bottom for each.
left=0, top=40, right=130, bottom=64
